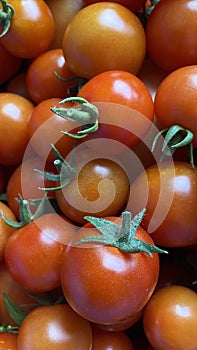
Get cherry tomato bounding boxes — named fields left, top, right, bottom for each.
left=0, top=0, right=55, bottom=59
left=55, top=150, right=130, bottom=225
left=4, top=213, right=77, bottom=293
left=143, top=285, right=197, bottom=350
left=146, top=0, right=197, bottom=72
left=83, top=0, right=147, bottom=13
left=127, top=161, right=197, bottom=247
left=0, top=332, right=18, bottom=349
left=60, top=217, right=160, bottom=324
left=62, top=2, right=146, bottom=79
left=0, top=42, right=22, bottom=85
left=0, top=92, right=34, bottom=165
left=27, top=98, right=81, bottom=163
left=91, top=326, right=135, bottom=349
left=6, top=156, right=57, bottom=219
left=154, top=65, right=197, bottom=147
left=6, top=72, right=31, bottom=100
left=26, top=49, right=76, bottom=104
left=17, top=304, right=93, bottom=350
left=0, top=261, right=43, bottom=326
left=0, top=201, right=16, bottom=262
left=45, top=0, right=83, bottom=49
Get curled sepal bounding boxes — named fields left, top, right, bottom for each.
left=0, top=324, right=19, bottom=334
left=35, top=144, right=77, bottom=192
left=51, top=97, right=99, bottom=139
left=76, top=209, right=168, bottom=256
left=0, top=0, right=14, bottom=37
left=151, top=124, right=194, bottom=167
left=0, top=193, right=47, bottom=229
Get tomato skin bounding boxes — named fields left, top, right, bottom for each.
left=0, top=332, right=18, bottom=349
left=127, top=161, right=197, bottom=247
left=17, top=304, right=93, bottom=350
left=0, top=93, right=34, bottom=165
left=62, top=3, right=146, bottom=79
left=154, top=65, right=197, bottom=147
left=146, top=0, right=197, bottom=72
left=26, top=49, right=76, bottom=104
left=60, top=218, right=160, bottom=325
left=0, top=42, right=22, bottom=85
left=0, top=202, right=16, bottom=262
left=143, top=285, right=197, bottom=350
left=56, top=154, right=130, bottom=225
left=83, top=0, right=146, bottom=13
left=45, top=0, right=83, bottom=49
left=6, top=72, right=31, bottom=100
left=0, top=0, right=55, bottom=59
left=4, top=213, right=76, bottom=293
left=91, top=326, right=135, bottom=349
left=6, top=156, right=57, bottom=219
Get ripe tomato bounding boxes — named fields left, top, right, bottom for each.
left=143, top=285, right=197, bottom=350
left=62, top=2, right=146, bottom=79
left=55, top=150, right=130, bottom=225
left=45, top=0, right=83, bottom=49
left=0, top=42, right=22, bottom=85
left=6, top=72, right=31, bottom=100
left=60, top=217, right=160, bottom=324
left=0, top=0, right=55, bottom=59
left=0, top=261, right=41, bottom=326
left=17, top=304, right=93, bottom=350
left=0, top=201, right=16, bottom=262
left=83, top=0, right=146, bottom=12
left=4, top=213, right=77, bottom=293
left=6, top=156, right=57, bottom=219
left=0, top=332, right=18, bottom=349
left=27, top=98, right=81, bottom=163
left=0, top=92, right=34, bottom=165
left=26, top=49, right=76, bottom=104
left=146, top=0, right=197, bottom=72
left=127, top=161, right=197, bottom=247
left=91, top=326, right=135, bottom=350
left=154, top=65, right=197, bottom=147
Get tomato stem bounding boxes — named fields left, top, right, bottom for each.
left=51, top=97, right=99, bottom=139
left=76, top=209, right=168, bottom=256
left=0, top=0, right=14, bottom=37
left=151, top=124, right=195, bottom=167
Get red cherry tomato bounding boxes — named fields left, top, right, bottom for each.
left=62, top=2, right=146, bottom=79
left=143, top=285, right=197, bottom=350
left=0, top=92, right=34, bottom=165
left=26, top=49, right=76, bottom=104
left=17, top=304, right=93, bottom=350
left=146, top=0, right=197, bottom=72
left=0, top=42, right=22, bottom=85
left=60, top=217, right=160, bottom=324
left=0, top=332, right=18, bottom=349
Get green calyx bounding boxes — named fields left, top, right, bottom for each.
left=152, top=124, right=194, bottom=167
left=0, top=193, right=47, bottom=229
left=76, top=209, right=168, bottom=256
left=0, top=0, right=14, bottom=37
left=51, top=97, right=99, bottom=139
left=34, top=144, right=77, bottom=192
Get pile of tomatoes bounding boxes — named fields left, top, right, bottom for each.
left=0, top=0, right=197, bottom=349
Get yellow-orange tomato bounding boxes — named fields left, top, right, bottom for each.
left=62, top=2, right=146, bottom=79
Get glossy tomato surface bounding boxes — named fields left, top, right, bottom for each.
left=146, top=0, right=197, bottom=72
left=143, top=285, right=197, bottom=350
left=91, top=326, right=135, bottom=349
left=17, top=304, right=93, bottom=350
left=154, top=65, right=197, bottom=147
left=4, top=213, right=77, bottom=292
left=26, top=48, right=76, bottom=104
left=0, top=92, right=34, bottom=165
left=127, top=161, right=197, bottom=247
left=60, top=218, right=160, bottom=324
left=0, top=332, right=18, bottom=349
left=0, top=0, right=55, bottom=58
left=62, top=2, right=146, bottom=79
